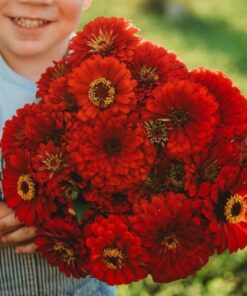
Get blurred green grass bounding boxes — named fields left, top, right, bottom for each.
left=80, top=0, right=247, bottom=295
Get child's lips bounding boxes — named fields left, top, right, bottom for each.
left=9, top=16, right=53, bottom=30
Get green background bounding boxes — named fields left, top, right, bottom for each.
left=81, top=0, right=247, bottom=295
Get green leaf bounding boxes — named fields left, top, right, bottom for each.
left=73, top=199, right=90, bottom=225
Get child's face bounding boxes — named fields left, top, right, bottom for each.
left=0, top=0, right=88, bottom=58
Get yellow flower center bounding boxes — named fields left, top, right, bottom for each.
left=88, top=77, right=116, bottom=109
left=139, top=65, right=159, bottom=84
left=53, top=242, right=76, bottom=265
left=87, top=31, right=115, bottom=54
left=17, top=174, right=36, bottom=201
left=102, top=247, right=126, bottom=270
left=224, top=194, right=246, bottom=223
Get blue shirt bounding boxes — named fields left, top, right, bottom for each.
left=0, top=55, right=115, bottom=296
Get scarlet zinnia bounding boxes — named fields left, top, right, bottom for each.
left=35, top=218, right=87, bottom=278
left=129, top=41, right=188, bottom=105
left=132, top=193, right=213, bottom=282
left=145, top=80, right=219, bottom=155
left=191, top=68, right=247, bottom=138
left=67, top=113, right=156, bottom=192
left=36, top=58, right=71, bottom=100
left=2, top=150, right=57, bottom=226
left=68, top=17, right=141, bottom=66
left=1, top=104, right=37, bottom=158
left=85, top=215, right=149, bottom=285
left=185, top=139, right=240, bottom=197
left=42, top=76, right=78, bottom=112
left=203, top=166, right=247, bottom=254
left=68, top=55, right=137, bottom=121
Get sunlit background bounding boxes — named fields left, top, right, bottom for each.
left=81, top=0, right=247, bottom=295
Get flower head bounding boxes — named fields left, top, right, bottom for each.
left=146, top=80, right=219, bottom=155
left=85, top=215, right=149, bottom=285
left=68, top=17, right=141, bottom=65
left=132, top=193, right=213, bottom=282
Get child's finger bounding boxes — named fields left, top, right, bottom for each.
left=0, top=226, right=36, bottom=244
left=68, top=207, right=76, bottom=216
left=15, top=243, right=37, bottom=254
left=0, top=212, right=22, bottom=231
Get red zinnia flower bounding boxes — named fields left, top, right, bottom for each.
left=42, top=76, right=78, bottom=112
left=145, top=80, right=219, bottom=155
left=24, top=103, right=67, bottom=147
left=132, top=193, right=213, bottom=283
left=203, top=166, right=247, bottom=254
left=31, top=141, right=71, bottom=186
left=1, top=104, right=37, bottom=158
left=191, top=68, right=247, bottom=138
left=68, top=55, right=137, bottom=121
left=185, top=139, right=240, bottom=197
left=35, top=218, right=87, bottom=278
left=67, top=113, right=156, bottom=192
left=68, top=17, right=141, bottom=66
left=2, top=150, right=57, bottom=226
left=36, top=58, right=71, bottom=100
left=85, top=215, right=149, bottom=285
left=129, top=41, right=188, bottom=105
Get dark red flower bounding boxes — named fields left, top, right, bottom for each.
left=68, top=55, right=137, bottom=121
left=42, top=76, right=78, bottom=112
left=68, top=17, right=141, bottom=65
left=129, top=41, right=188, bottom=105
left=132, top=193, right=213, bottom=283
left=24, top=103, right=67, bottom=147
left=202, top=166, right=247, bottom=253
left=191, top=68, right=247, bottom=138
left=85, top=215, right=149, bottom=285
left=185, top=139, right=240, bottom=197
left=145, top=80, right=219, bottom=155
left=35, top=218, right=87, bottom=278
left=36, top=58, right=71, bottom=100
left=2, top=150, right=57, bottom=226
left=1, top=104, right=37, bottom=158
left=67, top=113, right=156, bottom=192
left=31, top=141, right=71, bottom=185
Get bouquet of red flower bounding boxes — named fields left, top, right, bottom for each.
left=1, top=17, right=247, bottom=285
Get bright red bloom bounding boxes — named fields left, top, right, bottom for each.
left=203, top=166, right=247, bottom=254
left=35, top=218, right=87, bottom=278
left=36, top=58, right=71, bottom=100
left=185, top=139, right=240, bottom=197
left=85, top=215, right=149, bottom=285
left=68, top=17, right=141, bottom=65
left=129, top=41, right=188, bottom=105
left=42, top=76, right=78, bottom=112
left=1, top=104, right=37, bottom=158
left=191, top=68, right=247, bottom=138
left=2, top=150, right=57, bottom=226
left=31, top=141, right=71, bottom=186
left=24, top=103, right=67, bottom=147
left=145, top=80, right=219, bottom=155
left=68, top=55, right=137, bottom=121
left=67, top=114, right=156, bottom=192
left=132, top=193, right=213, bottom=283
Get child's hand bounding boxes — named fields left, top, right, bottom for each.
left=0, top=202, right=37, bottom=254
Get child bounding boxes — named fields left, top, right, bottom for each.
left=0, top=0, right=115, bottom=295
